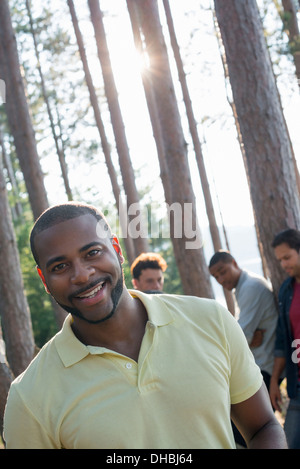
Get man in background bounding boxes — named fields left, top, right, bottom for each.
left=270, top=228, right=300, bottom=449
left=130, top=252, right=167, bottom=293
left=209, top=250, right=279, bottom=389
left=209, top=250, right=280, bottom=448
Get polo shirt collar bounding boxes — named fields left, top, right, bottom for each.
left=55, top=315, right=89, bottom=367
left=128, top=289, right=174, bottom=327
left=55, top=290, right=173, bottom=368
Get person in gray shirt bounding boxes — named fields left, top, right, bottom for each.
left=209, top=250, right=279, bottom=390
left=209, top=250, right=281, bottom=447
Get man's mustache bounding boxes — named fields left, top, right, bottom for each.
left=68, top=276, right=112, bottom=302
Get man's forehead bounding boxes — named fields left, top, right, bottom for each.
left=140, top=268, right=163, bottom=277
left=209, top=261, right=228, bottom=272
left=35, top=214, right=112, bottom=254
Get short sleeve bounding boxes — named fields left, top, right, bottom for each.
left=3, top=384, right=57, bottom=449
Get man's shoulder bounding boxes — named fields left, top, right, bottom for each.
left=239, top=270, right=272, bottom=293
left=152, top=292, right=232, bottom=325
left=157, top=292, right=218, bottom=309
left=131, top=290, right=228, bottom=325
left=146, top=291, right=218, bottom=309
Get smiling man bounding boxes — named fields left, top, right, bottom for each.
left=3, top=202, right=287, bottom=449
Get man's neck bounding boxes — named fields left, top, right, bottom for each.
left=71, top=291, right=148, bottom=361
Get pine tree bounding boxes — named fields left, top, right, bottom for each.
left=214, top=0, right=300, bottom=295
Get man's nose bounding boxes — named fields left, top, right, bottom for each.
left=70, top=261, right=95, bottom=284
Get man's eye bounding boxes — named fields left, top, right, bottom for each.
left=87, top=249, right=102, bottom=257
left=52, top=263, right=67, bottom=272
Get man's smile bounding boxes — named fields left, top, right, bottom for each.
left=69, top=278, right=111, bottom=307
left=76, top=282, right=105, bottom=299
left=74, top=282, right=105, bottom=298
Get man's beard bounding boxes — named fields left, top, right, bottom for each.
left=56, top=271, right=124, bottom=325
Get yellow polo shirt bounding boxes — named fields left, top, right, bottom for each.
left=3, top=291, right=262, bottom=449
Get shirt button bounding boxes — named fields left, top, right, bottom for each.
left=125, top=362, right=132, bottom=369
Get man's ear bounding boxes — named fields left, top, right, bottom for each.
left=111, top=235, right=124, bottom=264
left=36, top=266, right=50, bottom=294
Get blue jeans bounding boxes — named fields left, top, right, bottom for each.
left=284, top=385, right=300, bottom=449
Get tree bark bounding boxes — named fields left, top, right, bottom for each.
left=0, top=155, right=35, bottom=377
left=214, top=0, right=300, bottom=296
left=212, top=9, right=269, bottom=280
left=0, top=0, right=49, bottom=220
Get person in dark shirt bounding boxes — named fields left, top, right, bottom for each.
left=271, top=228, right=300, bottom=449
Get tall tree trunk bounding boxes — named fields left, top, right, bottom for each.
left=0, top=0, right=48, bottom=220
left=212, top=9, right=269, bottom=280
left=88, top=0, right=150, bottom=257
left=0, top=155, right=35, bottom=377
left=133, top=0, right=214, bottom=298
left=67, top=0, right=135, bottom=265
left=214, top=0, right=300, bottom=296
left=25, top=0, right=73, bottom=201
left=163, top=0, right=235, bottom=313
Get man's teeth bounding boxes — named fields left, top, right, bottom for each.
left=78, top=283, right=104, bottom=299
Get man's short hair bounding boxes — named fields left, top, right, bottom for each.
left=208, top=250, right=235, bottom=269
left=130, top=252, right=167, bottom=280
left=30, top=202, right=111, bottom=266
left=271, top=228, right=300, bottom=253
